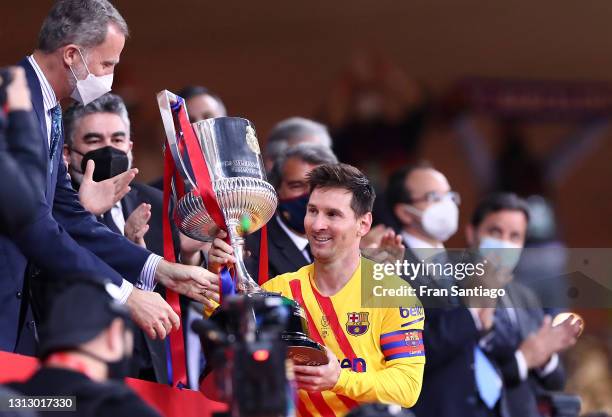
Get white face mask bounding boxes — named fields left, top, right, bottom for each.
left=406, top=197, right=459, bottom=242
left=478, top=236, right=523, bottom=271
left=69, top=49, right=113, bottom=105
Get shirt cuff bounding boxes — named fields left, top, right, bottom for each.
left=118, top=280, right=134, bottom=304
left=515, top=350, right=529, bottom=381
left=137, top=254, right=163, bottom=291
left=538, top=353, right=559, bottom=377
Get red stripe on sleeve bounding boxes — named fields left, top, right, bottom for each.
left=383, top=345, right=425, bottom=357
left=380, top=334, right=406, bottom=344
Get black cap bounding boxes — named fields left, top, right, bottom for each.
left=38, top=277, right=131, bottom=359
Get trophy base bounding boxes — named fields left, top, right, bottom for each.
left=283, top=335, right=328, bottom=366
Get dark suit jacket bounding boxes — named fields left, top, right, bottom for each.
left=0, top=110, right=46, bottom=235
left=401, top=246, right=503, bottom=417
left=482, top=281, right=565, bottom=417
left=0, top=59, right=151, bottom=354
left=96, top=183, right=165, bottom=257
left=79, top=181, right=167, bottom=383
left=0, top=109, right=46, bottom=355
left=244, top=215, right=310, bottom=282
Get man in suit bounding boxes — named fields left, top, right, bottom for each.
left=61, top=93, right=191, bottom=382
left=465, top=193, right=581, bottom=417
left=62, top=93, right=167, bottom=255
left=387, top=163, right=502, bottom=417
left=245, top=143, right=338, bottom=282
left=3, top=0, right=218, bottom=355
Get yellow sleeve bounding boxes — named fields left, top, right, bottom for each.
left=331, top=306, right=425, bottom=408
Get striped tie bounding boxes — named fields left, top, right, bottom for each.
left=48, top=104, right=62, bottom=174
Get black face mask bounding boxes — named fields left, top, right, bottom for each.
left=77, top=332, right=132, bottom=383
left=278, top=193, right=309, bottom=234
left=105, top=354, right=132, bottom=382
left=77, top=146, right=129, bottom=182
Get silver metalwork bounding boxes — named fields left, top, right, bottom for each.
left=157, top=90, right=277, bottom=293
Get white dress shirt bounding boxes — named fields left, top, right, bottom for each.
left=110, top=202, right=126, bottom=235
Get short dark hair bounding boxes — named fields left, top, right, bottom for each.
left=471, top=192, right=530, bottom=228
left=386, top=161, right=434, bottom=211
left=307, top=163, right=375, bottom=217
left=178, top=85, right=226, bottom=115
left=269, top=143, right=338, bottom=189
left=63, top=93, right=130, bottom=147
left=37, top=0, right=128, bottom=53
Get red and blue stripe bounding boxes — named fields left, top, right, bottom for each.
left=380, top=330, right=424, bottom=361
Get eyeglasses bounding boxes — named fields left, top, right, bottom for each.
left=410, top=191, right=461, bottom=206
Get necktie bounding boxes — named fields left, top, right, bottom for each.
left=304, top=243, right=313, bottom=262
left=474, top=346, right=502, bottom=409
left=49, top=104, right=62, bottom=174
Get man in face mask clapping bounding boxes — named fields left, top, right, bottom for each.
left=62, top=93, right=154, bottom=250
left=388, top=164, right=505, bottom=417
left=243, top=143, right=338, bottom=282
left=465, top=193, right=582, bottom=417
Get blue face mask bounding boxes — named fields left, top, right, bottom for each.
left=278, top=193, right=309, bottom=234
left=478, top=236, right=523, bottom=272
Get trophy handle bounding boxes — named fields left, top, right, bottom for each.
left=157, top=89, right=197, bottom=190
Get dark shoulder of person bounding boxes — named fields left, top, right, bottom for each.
left=93, top=383, right=162, bottom=417
left=131, top=182, right=163, bottom=205
left=7, top=368, right=161, bottom=417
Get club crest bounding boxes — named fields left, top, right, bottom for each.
left=346, top=312, right=369, bottom=336
left=404, top=330, right=422, bottom=346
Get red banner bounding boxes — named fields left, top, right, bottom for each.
left=0, top=351, right=228, bottom=417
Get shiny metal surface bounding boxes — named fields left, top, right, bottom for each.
left=157, top=91, right=277, bottom=293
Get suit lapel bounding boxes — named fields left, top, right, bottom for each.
left=121, top=187, right=139, bottom=220
left=19, top=58, right=49, bottom=186
left=268, top=217, right=309, bottom=272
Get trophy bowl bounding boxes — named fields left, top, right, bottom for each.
left=175, top=177, right=277, bottom=244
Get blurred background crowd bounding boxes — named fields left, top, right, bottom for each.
left=1, top=1, right=611, bottom=416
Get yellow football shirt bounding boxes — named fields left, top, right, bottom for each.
left=262, top=257, right=425, bottom=417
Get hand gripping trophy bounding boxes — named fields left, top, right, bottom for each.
left=157, top=90, right=327, bottom=367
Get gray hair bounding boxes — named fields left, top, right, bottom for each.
left=264, top=117, right=332, bottom=163
left=63, top=93, right=130, bottom=147
left=269, top=143, right=338, bottom=189
left=38, top=0, right=129, bottom=53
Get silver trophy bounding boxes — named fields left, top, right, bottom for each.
left=157, top=90, right=277, bottom=293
